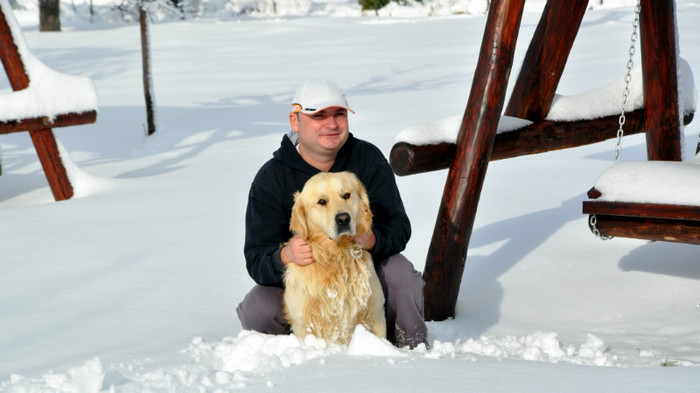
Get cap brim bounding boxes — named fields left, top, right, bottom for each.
left=292, top=104, right=355, bottom=115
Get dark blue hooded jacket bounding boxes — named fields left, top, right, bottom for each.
left=243, top=132, right=412, bottom=287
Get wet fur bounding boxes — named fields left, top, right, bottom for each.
left=283, top=172, right=386, bottom=345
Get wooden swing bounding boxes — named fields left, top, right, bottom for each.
left=388, top=0, right=694, bottom=321
left=581, top=1, right=700, bottom=245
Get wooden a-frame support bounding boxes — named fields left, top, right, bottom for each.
left=0, top=4, right=97, bottom=201
left=389, top=0, right=690, bottom=321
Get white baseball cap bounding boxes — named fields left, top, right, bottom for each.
left=291, top=79, right=355, bottom=114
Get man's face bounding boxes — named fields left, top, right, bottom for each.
left=289, top=106, right=350, bottom=158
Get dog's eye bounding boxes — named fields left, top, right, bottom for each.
left=342, top=192, right=351, bottom=200
left=317, top=199, right=327, bottom=206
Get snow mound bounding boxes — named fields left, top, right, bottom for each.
left=593, top=156, right=700, bottom=204
left=189, top=330, right=343, bottom=373
left=547, top=58, right=696, bottom=122
left=394, top=115, right=532, bottom=145
left=6, top=358, right=105, bottom=393
left=3, top=329, right=670, bottom=392
left=346, top=325, right=408, bottom=357
left=435, top=332, right=616, bottom=366
left=56, top=139, right=115, bottom=198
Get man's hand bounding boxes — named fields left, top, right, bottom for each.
left=281, top=236, right=314, bottom=266
left=353, top=231, right=376, bottom=251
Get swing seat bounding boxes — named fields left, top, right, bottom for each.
left=583, top=158, right=700, bottom=244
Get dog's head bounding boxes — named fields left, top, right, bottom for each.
left=290, top=171, right=372, bottom=240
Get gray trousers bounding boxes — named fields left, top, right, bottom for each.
left=236, top=253, right=428, bottom=348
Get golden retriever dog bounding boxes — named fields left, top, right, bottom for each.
left=283, top=171, right=386, bottom=345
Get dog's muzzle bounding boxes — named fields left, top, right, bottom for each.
left=335, top=212, right=352, bottom=235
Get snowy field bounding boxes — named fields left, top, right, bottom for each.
left=1, top=0, right=700, bottom=391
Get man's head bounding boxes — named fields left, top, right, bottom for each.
left=289, top=80, right=354, bottom=170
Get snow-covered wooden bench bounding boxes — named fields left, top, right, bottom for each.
left=0, top=0, right=98, bottom=201
left=583, top=158, right=700, bottom=244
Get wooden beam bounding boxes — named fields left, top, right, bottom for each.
left=29, top=128, right=73, bottom=201
left=0, top=111, right=97, bottom=134
left=504, top=0, right=588, bottom=121
left=583, top=213, right=700, bottom=245
left=423, top=0, right=525, bottom=321
left=0, top=6, right=30, bottom=90
left=391, top=111, right=694, bottom=177
left=583, top=200, right=700, bottom=221
left=640, top=0, right=681, bottom=161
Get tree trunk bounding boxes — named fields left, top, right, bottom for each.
left=140, top=5, right=156, bottom=135
left=39, top=0, right=60, bottom=32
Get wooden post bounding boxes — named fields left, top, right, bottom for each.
left=29, top=128, right=72, bottom=200
left=0, top=9, right=29, bottom=90
left=504, top=0, right=588, bottom=121
left=640, top=0, right=681, bottom=161
left=423, top=0, right=525, bottom=321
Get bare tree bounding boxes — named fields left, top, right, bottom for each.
left=139, top=2, right=156, bottom=135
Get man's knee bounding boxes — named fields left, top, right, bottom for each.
left=378, top=254, right=424, bottom=299
left=236, top=285, right=290, bottom=335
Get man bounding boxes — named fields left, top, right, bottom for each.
left=237, top=79, right=428, bottom=348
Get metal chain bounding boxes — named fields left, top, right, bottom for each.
left=591, top=1, right=642, bottom=241
left=589, top=215, right=612, bottom=240
left=613, top=0, right=641, bottom=164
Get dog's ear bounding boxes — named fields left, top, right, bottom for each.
left=355, top=177, right=373, bottom=234
left=289, top=191, right=308, bottom=239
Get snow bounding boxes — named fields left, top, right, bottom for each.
left=395, top=59, right=697, bottom=145
left=547, top=58, right=696, bottom=122
left=2, top=0, right=700, bottom=392
left=593, top=157, right=700, bottom=205
left=394, top=114, right=532, bottom=145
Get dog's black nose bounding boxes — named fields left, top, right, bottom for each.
left=335, top=213, right=351, bottom=229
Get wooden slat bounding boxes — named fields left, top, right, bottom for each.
left=584, top=213, right=700, bottom=245
left=583, top=201, right=700, bottom=221
left=0, top=110, right=97, bottom=134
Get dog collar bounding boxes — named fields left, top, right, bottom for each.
left=351, top=244, right=363, bottom=259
